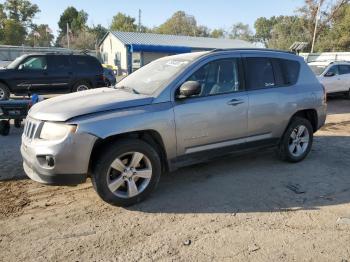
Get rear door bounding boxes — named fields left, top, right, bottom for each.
left=47, top=55, right=74, bottom=93
left=243, top=55, right=300, bottom=143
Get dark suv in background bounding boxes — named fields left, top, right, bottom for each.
left=0, top=53, right=105, bottom=100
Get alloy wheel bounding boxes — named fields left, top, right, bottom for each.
left=106, top=152, right=153, bottom=198
left=76, top=84, right=89, bottom=91
left=288, top=125, right=310, bottom=157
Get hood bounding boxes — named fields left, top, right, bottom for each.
left=29, top=88, right=153, bottom=122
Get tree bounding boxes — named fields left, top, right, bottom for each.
left=89, top=24, right=108, bottom=43
left=56, top=7, right=88, bottom=46
left=230, top=22, right=254, bottom=42
left=3, top=0, right=39, bottom=28
left=59, top=30, right=97, bottom=50
left=254, top=17, right=277, bottom=47
left=210, top=28, right=225, bottom=38
left=155, top=11, right=199, bottom=36
left=110, top=12, right=137, bottom=32
left=26, top=24, right=54, bottom=47
left=1, top=19, right=26, bottom=45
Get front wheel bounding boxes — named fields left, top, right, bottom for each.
left=277, top=117, right=313, bottom=162
left=91, top=139, right=162, bottom=207
left=0, top=83, right=10, bottom=101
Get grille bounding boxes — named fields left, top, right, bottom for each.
left=23, top=118, right=40, bottom=139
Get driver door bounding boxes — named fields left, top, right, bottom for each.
left=12, top=55, right=52, bottom=94
left=173, top=57, right=248, bottom=161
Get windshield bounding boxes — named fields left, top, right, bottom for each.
left=116, top=57, right=192, bottom=95
left=309, top=64, right=327, bottom=76
left=6, top=55, right=26, bottom=69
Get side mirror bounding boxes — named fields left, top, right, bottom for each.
left=325, top=71, right=335, bottom=77
left=178, top=81, right=201, bottom=98
left=18, top=64, right=24, bottom=70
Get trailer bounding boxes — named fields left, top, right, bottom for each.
left=0, top=99, right=31, bottom=136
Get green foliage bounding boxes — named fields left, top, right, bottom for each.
left=1, top=19, right=26, bottom=45
left=89, top=24, right=108, bottom=43
left=58, top=6, right=88, bottom=34
left=3, top=0, right=40, bottom=27
left=26, top=24, right=54, bottom=47
left=230, top=22, right=254, bottom=42
left=110, top=12, right=137, bottom=32
left=155, top=11, right=206, bottom=36
left=210, top=29, right=225, bottom=38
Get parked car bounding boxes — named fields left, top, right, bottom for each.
left=103, top=67, right=117, bottom=87
left=308, top=61, right=350, bottom=98
left=21, top=49, right=327, bottom=206
left=0, top=53, right=106, bottom=100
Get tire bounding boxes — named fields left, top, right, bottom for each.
left=0, top=120, right=10, bottom=136
left=276, top=117, right=313, bottom=163
left=105, top=80, right=111, bottom=87
left=14, top=119, right=22, bottom=128
left=91, top=139, right=162, bottom=207
left=72, top=81, right=91, bottom=92
left=0, top=83, right=10, bottom=101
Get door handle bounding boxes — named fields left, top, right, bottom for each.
left=227, top=99, right=244, bottom=106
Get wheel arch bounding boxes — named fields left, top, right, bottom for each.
left=288, top=109, right=318, bottom=133
left=0, top=79, right=11, bottom=91
left=88, top=129, right=169, bottom=174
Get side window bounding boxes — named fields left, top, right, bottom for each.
left=327, top=65, right=339, bottom=75
left=338, top=65, right=350, bottom=75
left=53, top=56, right=71, bottom=70
left=273, top=59, right=300, bottom=86
left=245, top=57, right=275, bottom=90
left=19, top=56, right=47, bottom=70
left=184, top=58, right=241, bottom=97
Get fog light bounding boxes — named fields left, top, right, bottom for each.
left=46, top=156, right=55, bottom=167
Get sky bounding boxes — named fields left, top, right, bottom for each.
left=4, top=0, right=305, bottom=36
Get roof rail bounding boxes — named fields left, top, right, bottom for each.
left=210, top=48, right=295, bottom=55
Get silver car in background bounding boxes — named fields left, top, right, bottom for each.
left=21, top=49, right=327, bottom=206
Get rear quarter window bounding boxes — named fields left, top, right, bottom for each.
left=72, top=56, right=102, bottom=72
left=274, top=58, right=300, bottom=86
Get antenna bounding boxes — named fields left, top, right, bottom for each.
left=138, top=9, right=142, bottom=32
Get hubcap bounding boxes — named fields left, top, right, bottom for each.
left=288, top=125, right=310, bottom=157
left=106, top=152, right=152, bottom=198
left=76, top=85, right=89, bottom=91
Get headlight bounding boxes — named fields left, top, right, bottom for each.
left=40, top=122, right=76, bottom=140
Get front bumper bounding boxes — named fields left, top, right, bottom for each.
left=21, top=126, right=97, bottom=185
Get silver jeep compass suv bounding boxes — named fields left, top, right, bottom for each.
left=21, top=49, right=327, bottom=206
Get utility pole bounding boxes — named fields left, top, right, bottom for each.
left=311, top=1, right=322, bottom=53
left=67, top=23, right=70, bottom=49
left=138, top=9, right=142, bottom=32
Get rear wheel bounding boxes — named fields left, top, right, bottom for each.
left=277, top=117, right=313, bottom=162
left=91, top=139, right=162, bottom=207
left=73, top=81, right=91, bottom=92
left=345, top=89, right=350, bottom=99
left=0, top=83, right=10, bottom=101
left=0, top=120, right=10, bottom=136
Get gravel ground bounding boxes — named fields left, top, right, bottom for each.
left=0, top=97, right=350, bottom=261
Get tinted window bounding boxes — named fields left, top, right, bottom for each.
left=327, top=65, right=339, bottom=75
left=338, top=65, right=350, bottom=75
left=185, top=58, right=241, bottom=97
left=245, top=58, right=275, bottom=90
left=274, top=59, right=300, bottom=86
left=52, top=56, right=71, bottom=70
left=19, top=56, right=47, bottom=70
left=72, top=56, right=101, bottom=71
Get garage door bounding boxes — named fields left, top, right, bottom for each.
left=142, top=52, right=171, bottom=65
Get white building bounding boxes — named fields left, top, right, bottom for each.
left=99, top=31, right=255, bottom=75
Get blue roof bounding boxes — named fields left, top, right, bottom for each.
left=109, top=31, right=255, bottom=50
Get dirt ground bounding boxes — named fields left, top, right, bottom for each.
left=0, top=97, right=350, bottom=262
